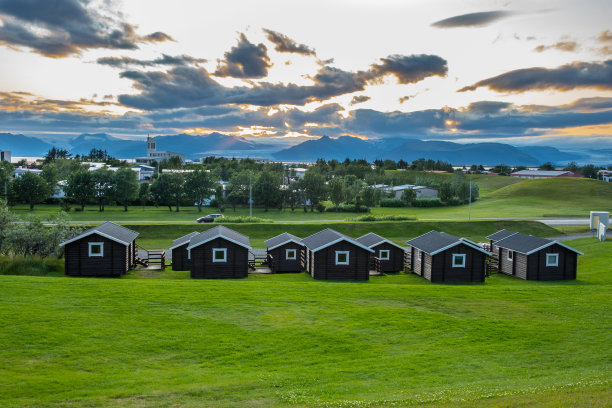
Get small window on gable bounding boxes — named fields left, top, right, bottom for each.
left=286, top=248, right=297, bottom=260
left=546, top=253, right=559, bottom=267
left=335, top=251, right=349, bottom=265
left=379, top=249, right=390, bottom=260
left=213, top=248, right=227, bottom=262
left=507, top=250, right=514, bottom=261
left=89, top=242, right=104, bottom=257
left=452, top=254, right=466, bottom=268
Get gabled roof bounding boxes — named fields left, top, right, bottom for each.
left=186, top=225, right=251, bottom=251
left=493, top=232, right=583, bottom=255
left=60, top=221, right=139, bottom=247
left=301, top=228, right=374, bottom=253
left=169, top=231, right=199, bottom=250
left=486, top=229, right=518, bottom=242
left=265, top=232, right=305, bottom=250
left=406, top=230, right=491, bottom=256
left=356, top=232, right=405, bottom=251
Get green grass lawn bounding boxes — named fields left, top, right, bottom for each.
left=0, top=237, right=610, bottom=407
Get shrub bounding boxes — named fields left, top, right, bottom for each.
left=411, top=198, right=443, bottom=207
left=215, top=216, right=273, bottom=223
left=380, top=198, right=405, bottom=207
left=0, top=256, right=64, bottom=276
left=325, top=203, right=370, bottom=213
left=444, top=197, right=464, bottom=206
left=348, top=215, right=415, bottom=222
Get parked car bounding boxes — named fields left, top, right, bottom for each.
left=197, top=214, right=224, bottom=223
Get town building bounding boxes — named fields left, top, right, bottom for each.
left=0, top=150, right=11, bottom=162
left=134, top=135, right=185, bottom=165
left=509, top=170, right=583, bottom=179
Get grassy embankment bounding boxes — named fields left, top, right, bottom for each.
left=0, top=237, right=610, bottom=407
left=8, top=177, right=611, bottom=222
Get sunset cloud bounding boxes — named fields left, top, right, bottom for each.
left=534, top=41, right=579, bottom=53
left=263, top=29, right=316, bottom=56
left=97, top=54, right=206, bottom=68
left=214, top=33, right=272, bottom=78
left=431, top=11, right=515, bottom=28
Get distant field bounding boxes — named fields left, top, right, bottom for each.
left=8, top=177, right=612, bottom=222
left=0, top=237, right=610, bottom=407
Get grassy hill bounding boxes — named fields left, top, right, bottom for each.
left=0, top=237, right=610, bottom=407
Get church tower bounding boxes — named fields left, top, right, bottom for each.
left=146, top=134, right=156, bottom=156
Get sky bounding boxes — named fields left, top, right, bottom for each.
left=0, top=0, right=611, bottom=153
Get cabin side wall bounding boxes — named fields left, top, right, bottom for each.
left=372, top=243, right=404, bottom=273
left=65, top=234, right=128, bottom=276
left=528, top=244, right=577, bottom=281
left=190, top=237, right=248, bottom=279
left=172, top=245, right=190, bottom=271
left=312, top=241, right=369, bottom=280
left=430, top=244, right=485, bottom=283
left=269, top=243, right=305, bottom=273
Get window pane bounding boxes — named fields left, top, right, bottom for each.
left=91, top=245, right=101, bottom=254
left=338, top=253, right=347, bottom=262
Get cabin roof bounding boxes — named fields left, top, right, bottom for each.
left=406, top=230, right=490, bottom=256
left=169, top=231, right=199, bottom=250
left=486, top=229, right=518, bottom=241
left=301, top=228, right=374, bottom=253
left=493, top=232, right=583, bottom=255
left=186, top=225, right=251, bottom=251
left=265, top=232, right=305, bottom=250
left=60, top=221, right=139, bottom=247
left=356, top=232, right=405, bottom=251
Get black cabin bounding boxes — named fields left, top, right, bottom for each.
left=301, top=228, right=374, bottom=281
left=265, top=232, right=306, bottom=273
left=406, top=230, right=490, bottom=283
left=60, top=222, right=139, bottom=277
left=170, top=231, right=199, bottom=271
left=187, top=226, right=251, bottom=279
left=356, top=232, right=405, bottom=273
left=485, top=229, right=517, bottom=257
left=490, top=230, right=582, bottom=280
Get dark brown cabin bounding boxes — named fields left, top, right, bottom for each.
left=406, top=230, right=490, bottom=283
left=485, top=229, right=517, bottom=257
left=60, top=222, right=139, bottom=277
left=492, top=231, right=582, bottom=280
left=265, top=232, right=306, bottom=273
left=302, top=228, right=374, bottom=281
left=187, top=225, right=251, bottom=279
left=170, top=231, right=199, bottom=271
left=356, top=232, right=405, bottom=273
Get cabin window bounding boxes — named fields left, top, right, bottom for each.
left=507, top=250, right=514, bottom=261
left=212, top=248, right=227, bottom=262
left=379, top=249, right=390, bottom=260
left=546, top=253, right=559, bottom=267
left=335, top=251, right=349, bottom=265
left=452, top=254, right=466, bottom=268
left=286, top=248, right=297, bottom=260
left=88, top=242, right=104, bottom=257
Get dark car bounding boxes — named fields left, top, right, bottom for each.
left=196, top=214, right=224, bottom=223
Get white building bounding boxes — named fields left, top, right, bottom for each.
left=598, top=170, right=611, bottom=182
left=12, top=166, right=42, bottom=178
left=0, top=150, right=10, bottom=162
left=134, top=135, right=185, bottom=165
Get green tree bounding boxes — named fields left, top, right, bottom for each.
left=253, top=171, right=281, bottom=212
left=150, top=173, right=184, bottom=212
left=13, top=172, right=50, bottom=210
left=580, top=164, right=598, bottom=179
left=285, top=180, right=303, bottom=212
left=401, top=188, right=417, bottom=206
left=361, top=185, right=380, bottom=208
left=113, top=168, right=138, bottom=211
left=138, top=183, right=150, bottom=209
left=302, top=171, right=327, bottom=212
left=439, top=181, right=453, bottom=203
left=184, top=169, right=216, bottom=212
left=0, top=199, right=16, bottom=255
left=91, top=168, right=115, bottom=211
left=0, top=160, right=13, bottom=199
left=65, top=169, right=94, bottom=211
left=538, top=162, right=555, bottom=171
left=328, top=177, right=344, bottom=211
left=41, top=163, right=59, bottom=196
left=226, top=171, right=250, bottom=211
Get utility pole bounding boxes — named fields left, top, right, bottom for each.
left=468, top=173, right=472, bottom=221
left=249, top=172, right=252, bottom=217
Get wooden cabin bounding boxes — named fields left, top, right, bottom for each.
left=301, top=228, right=374, bottom=281
left=169, top=231, right=199, bottom=271
left=60, top=222, right=139, bottom=277
left=485, top=229, right=517, bottom=257
left=265, top=232, right=306, bottom=273
left=406, top=230, right=490, bottom=283
left=187, top=225, right=251, bottom=279
left=491, top=231, right=582, bottom=280
left=356, top=232, right=405, bottom=273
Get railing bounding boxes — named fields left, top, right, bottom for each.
left=135, top=244, right=166, bottom=270
left=371, top=256, right=383, bottom=274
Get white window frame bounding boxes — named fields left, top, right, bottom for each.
left=507, top=250, right=514, bottom=261
left=212, top=248, right=227, bottom=263
left=546, top=253, right=559, bottom=267
left=88, top=242, right=104, bottom=257
left=286, top=248, right=297, bottom=260
left=452, top=254, right=466, bottom=268
left=379, top=249, right=390, bottom=260
left=335, top=251, right=350, bottom=265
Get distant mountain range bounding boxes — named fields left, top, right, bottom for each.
left=0, top=132, right=586, bottom=165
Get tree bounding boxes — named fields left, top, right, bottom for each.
left=439, top=181, right=453, bottom=203
left=253, top=171, right=281, bottom=211
left=226, top=171, right=250, bottom=211
left=0, top=199, right=16, bottom=255
left=401, top=188, right=417, bottom=206
left=65, top=169, right=94, bottom=211
left=138, top=183, right=150, bottom=209
left=491, top=164, right=511, bottom=175
left=184, top=169, right=216, bottom=212
left=328, top=177, right=344, bottom=211
left=13, top=172, right=50, bottom=210
left=580, top=164, right=598, bottom=179
left=0, top=160, right=13, bottom=199
left=150, top=173, right=184, bottom=212
left=302, top=171, right=327, bottom=212
left=113, top=168, right=138, bottom=211
left=41, top=163, right=59, bottom=196
left=539, top=162, right=555, bottom=171
left=285, top=181, right=303, bottom=212
left=91, top=168, right=115, bottom=211
left=361, top=185, right=380, bottom=208
left=43, top=146, right=72, bottom=163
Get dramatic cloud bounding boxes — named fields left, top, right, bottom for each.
left=370, top=54, right=447, bottom=84
left=431, top=11, right=515, bottom=28
left=350, top=95, right=370, bottom=105
left=459, top=59, right=612, bottom=93
left=214, top=33, right=271, bottom=78
left=464, top=101, right=512, bottom=114
left=97, top=54, right=207, bottom=68
left=534, top=41, right=578, bottom=53
left=597, top=30, right=612, bottom=55
left=263, top=29, right=315, bottom=56
left=0, top=0, right=173, bottom=57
